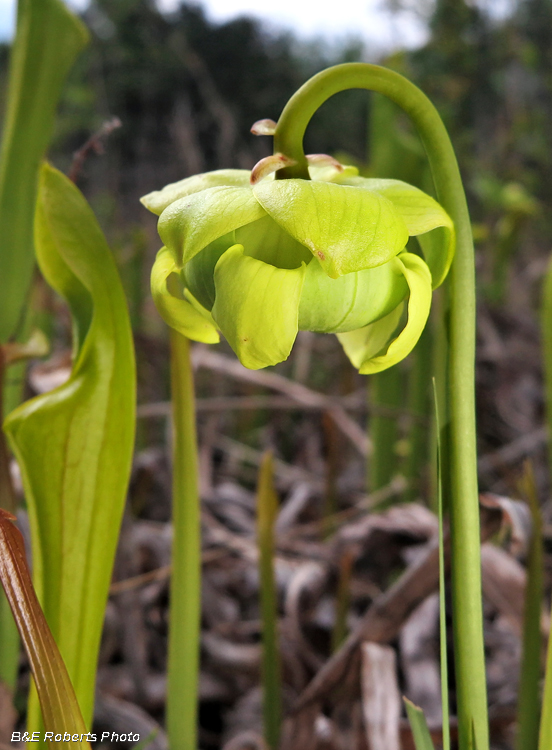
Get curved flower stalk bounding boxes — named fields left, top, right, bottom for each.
left=142, top=162, right=454, bottom=374
left=143, top=62, right=486, bottom=750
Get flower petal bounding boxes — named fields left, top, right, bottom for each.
left=151, top=247, right=219, bottom=343
left=184, top=231, right=235, bottom=310
left=212, top=244, right=306, bottom=369
left=332, top=176, right=454, bottom=288
left=236, top=215, right=312, bottom=268
left=337, top=252, right=432, bottom=374
left=253, top=179, right=409, bottom=278
left=337, top=303, right=404, bottom=369
left=159, top=185, right=266, bottom=267
left=298, top=257, right=408, bottom=333
left=141, top=169, right=251, bottom=215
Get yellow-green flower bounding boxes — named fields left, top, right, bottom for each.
left=141, top=160, right=454, bottom=373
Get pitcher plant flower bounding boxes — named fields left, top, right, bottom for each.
left=142, top=157, right=453, bottom=374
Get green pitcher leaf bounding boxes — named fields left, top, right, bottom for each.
left=212, top=244, right=306, bottom=369
left=337, top=252, right=432, bottom=374
left=151, top=247, right=220, bottom=343
left=404, top=698, right=436, bottom=750
left=253, top=179, right=409, bottom=278
left=298, top=256, right=408, bottom=333
left=0, top=0, right=88, bottom=343
left=0, top=510, right=91, bottom=748
left=4, top=163, right=136, bottom=730
left=141, top=169, right=251, bottom=215
left=158, top=185, right=265, bottom=267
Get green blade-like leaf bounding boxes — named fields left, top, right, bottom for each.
left=0, top=0, right=88, bottom=343
left=4, top=164, right=136, bottom=730
left=404, top=698, right=436, bottom=750
left=0, top=509, right=90, bottom=748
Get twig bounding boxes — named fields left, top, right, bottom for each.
left=68, top=116, right=122, bottom=183
left=291, top=496, right=506, bottom=713
left=477, top=426, right=547, bottom=474
left=137, top=393, right=364, bottom=418
left=192, top=347, right=370, bottom=456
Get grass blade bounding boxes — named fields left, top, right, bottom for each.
left=404, top=698, right=436, bottom=750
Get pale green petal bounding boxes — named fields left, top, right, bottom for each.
left=308, top=163, right=359, bottom=182
left=141, top=169, right=251, bottom=215
left=417, top=227, right=454, bottom=289
left=337, top=304, right=404, bottom=369
left=184, top=231, right=235, bottom=310
left=337, top=252, right=432, bottom=374
left=158, top=185, right=266, bottom=267
left=253, top=179, right=408, bottom=278
left=212, top=244, right=306, bottom=369
left=151, top=246, right=219, bottom=343
left=236, top=215, right=312, bottom=268
left=298, top=257, right=408, bottom=333
left=330, top=176, right=454, bottom=288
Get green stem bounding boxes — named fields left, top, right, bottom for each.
left=404, top=325, right=432, bottom=503
left=256, top=452, right=282, bottom=750
left=516, top=462, right=542, bottom=750
left=370, top=366, right=402, bottom=494
left=275, top=64, right=486, bottom=750
left=167, top=331, right=201, bottom=750
left=541, top=254, right=552, bottom=472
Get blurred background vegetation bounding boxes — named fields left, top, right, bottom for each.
left=1, top=0, right=550, bottom=489
left=3, top=2, right=552, bottom=744
left=0, top=0, right=549, bottom=328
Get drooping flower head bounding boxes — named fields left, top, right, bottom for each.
left=141, top=154, right=453, bottom=373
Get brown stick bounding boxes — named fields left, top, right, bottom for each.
left=68, top=117, right=122, bottom=183
left=292, top=498, right=505, bottom=712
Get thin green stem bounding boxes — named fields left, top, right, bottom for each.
left=433, top=378, right=450, bottom=750
left=539, top=255, right=552, bottom=750
left=369, top=366, right=402, bottom=494
left=541, top=255, right=552, bottom=472
left=516, top=462, right=542, bottom=750
left=167, top=331, right=201, bottom=750
left=256, top=452, right=282, bottom=750
left=404, top=326, right=432, bottom=503
left=275, top=64, right=486, bottom=750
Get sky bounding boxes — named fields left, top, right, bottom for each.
left=0, top=0, right=430, bottom=52
left=0, top=0, right=517, bottom=50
